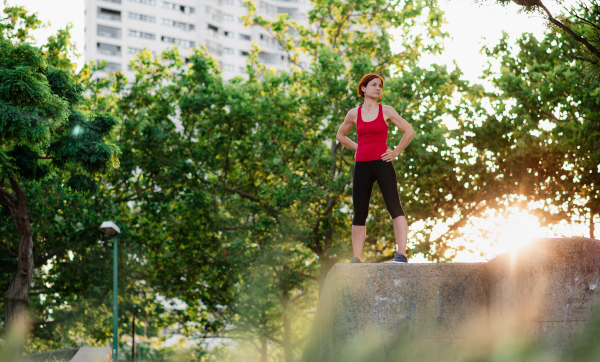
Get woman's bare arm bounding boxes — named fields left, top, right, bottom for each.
left=336, top=108, right=358, bottom=151
left=381, top=105, right=416, bottom=162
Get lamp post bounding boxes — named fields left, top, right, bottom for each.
left=101, top=221, right=121, bottom=362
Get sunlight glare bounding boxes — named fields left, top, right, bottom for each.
left=492, top=211, right=540, bottom=256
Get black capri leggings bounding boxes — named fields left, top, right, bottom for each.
left=352, top=160, right=405, bottom=226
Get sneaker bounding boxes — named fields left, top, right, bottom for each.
left=349, top=257, right=362, bottom=264
left=390, top=252, right=408, bottom=263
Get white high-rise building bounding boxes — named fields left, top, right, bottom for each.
left=84, top=0, right=311, bottom=81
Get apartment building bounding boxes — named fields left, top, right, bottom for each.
left=85, top=0, right=311, bottom=81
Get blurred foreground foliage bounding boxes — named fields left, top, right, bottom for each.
left=0, top=0, right=599, bottom=361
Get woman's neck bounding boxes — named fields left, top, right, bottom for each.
left=362, top=98, right=378, bottom=110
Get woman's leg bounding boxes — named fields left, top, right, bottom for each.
left=375, top=161, right=407, bottom=255
left=392, top=216, right=408, bottom=255
left=352, top=225, right=366, bottom=258
left=352, top=161, right=375, bottom=260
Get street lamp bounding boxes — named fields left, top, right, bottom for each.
left=101, top=221, right=121, bottom=362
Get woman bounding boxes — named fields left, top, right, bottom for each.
left=336, top=73, right=416, bottom=263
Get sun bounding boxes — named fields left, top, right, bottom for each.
left=447, top=207, right=542, bottom=262
left=492, top=210, right=540, bottom=256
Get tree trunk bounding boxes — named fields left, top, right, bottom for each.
left=591, top=211, right=595, bottom=239
left=282, top=290, right=293, bottom=362
left=317, top=257, right=338, bottom=295
left=132, top=308, right=136, bottom=362
left=259, top=335, right=268, bottom=362
left=1, top=178, right=33, bottom=359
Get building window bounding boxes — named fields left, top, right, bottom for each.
left=224, top=47, right=233, bottom=55
left=128, top=47, right=156, bottom=55
left=162, top=18, right=195, bottom=31
left=128, top=29, right=156, bottom=40
left=259, top=1, right=276, bottom=16
left=240, top=50, right=249, bottom=56
left=97, top=7, right=121, bottom=21
left=239, top=66, right=246, bottom=73
left=276, top=6, right=299, bottom=20
left=101, top=0, right=122, bottom=4
left=207, top=24, right=219, bottom=38
left=223, top=14, right=234, bottom=22
left=97, top=25, right=121, bottom=39
left=162, top=1, right=195, bottom=14
left=128, top=0, right=156, bottom=5
left=239, top=34, right=250, bottom=41
left=260, top=34, right=280, bottom=50
left=224, top=30, right=233, bottom=38
left=223, top=64, right=234, bottom=72
left=258, top=52, right=280, bottom=64
left=97, top=43, right=121, bottom=57
left=101, top=61, right=122, bottom=72
left=224, top=0, right=234, bottom=4
left=161, top=36, right=195, bottom=48
left=206, top=6, right=222, bottom=22
left=128, top=12, right=156, bottom=22
left=206, top=41, right=222, bottom=56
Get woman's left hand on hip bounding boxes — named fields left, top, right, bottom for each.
left=381, top=148, right=398, bottom=162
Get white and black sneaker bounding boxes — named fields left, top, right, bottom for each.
left=390, top=252, right=408, bottom=263
left=349, top=257, right=362, bottom=263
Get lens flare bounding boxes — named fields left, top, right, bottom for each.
left=493, top=210, right=539, bottom=255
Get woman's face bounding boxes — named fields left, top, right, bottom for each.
left=362, top=78, right=383, bottom=100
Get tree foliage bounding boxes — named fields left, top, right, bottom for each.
left=2, top=0, right=599, bottom=361
left=0, top=4, right=120, bottom=357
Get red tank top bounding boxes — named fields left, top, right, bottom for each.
left=355, top=103, right=388, bottom=162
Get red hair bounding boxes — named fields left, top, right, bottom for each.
left=357, top=73, right=384, bottom=100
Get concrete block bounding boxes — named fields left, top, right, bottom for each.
left=302, top=238, right=600, bottom=362
left=302, top=262, right=489, bottom=362
left=70, top=347, right=111, bottom=362
left=21, top=348, right=79, bottom=362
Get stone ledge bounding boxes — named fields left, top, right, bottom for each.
left=302, top=238, right=600, bottom=362
left=70, top=347, right=111, bottom=362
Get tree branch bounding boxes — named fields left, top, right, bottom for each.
left=199, top=178, right=280, bottom=223
left=538, top=1, right=600, bottom=59
left=114, top=194, right=140, bottom=204
left=301, top=273, right=318, bottom=281
left=0, top=184, right=16, bottom=202
left=34, top=246, right=66, bottom=268
left=30, top=211, right=52, bottom=226
left=200, top=178, right=260, bottom=203
left=289, top=291, right=306, bottom=304
left=9, top=177, right=26, bottom=209
left=207, top=287, right=284, bottom=345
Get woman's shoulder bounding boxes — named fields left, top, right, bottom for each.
left=381, top=104, right=398, bottom=115
left=345, top=106, right=360, bottom=118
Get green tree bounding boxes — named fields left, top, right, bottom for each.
left=452, top=2, right=600, bottom=241
left=82, top=1, right=492, bottom=360
left=0, top=5, right=119, bottom=357
left=75, top=0, right=504, bottom=360
left=483, top=0, right=600, bottom=79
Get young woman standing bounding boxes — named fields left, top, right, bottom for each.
left=336, top=73, right=416, bottom=263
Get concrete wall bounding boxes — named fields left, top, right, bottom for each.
left=487, top=238, right=600, bottom=354
left=70, top=347, right=111, bottom=362
left=20, top=347, right=111, bottom=362
left=21, top=348, right=79, bottom=362
left=302, top=238, right=600, bottom=362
